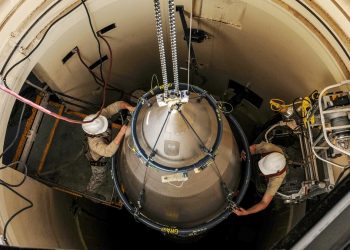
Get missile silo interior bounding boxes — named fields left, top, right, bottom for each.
left=0, top=0, right=349, bottom=249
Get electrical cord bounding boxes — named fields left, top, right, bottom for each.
left=150, top=74, right=159, bottom=89
left=76, top=44, right=137, bottom=99
left=97, top=33, right=144, bottom=102
left=2, top=1, right=83, bottom=83
left=0, top=133, right=33, bottom=247
left=0, top=181, right=33, bottom=246
left=76, top=48, right=119, bottom=92
left=95, top=34, right=140, bottom=100
left=24, top=79, right=100, bottom=110
left=0, top=162, right=28, bottom=188
left=0, top=0, right=64, bottom=79
left=0, top=104, right=26, bottom=160
left=76, top=48, right=104, bottom=86
left=97, top=33, right=112, bottom=85
left=0, top=1, right=108, bottom=125
left=81, top=0, right=105, bottom=84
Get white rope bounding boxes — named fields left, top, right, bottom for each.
left=150, top=73, right=160, bottom=89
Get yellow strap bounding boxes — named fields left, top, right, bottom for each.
left=270, top=99, right=291, bottom=113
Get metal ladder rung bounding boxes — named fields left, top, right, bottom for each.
left=322, top=107, right=350, bottom=114
left=324, top=124, right=350, bottom=131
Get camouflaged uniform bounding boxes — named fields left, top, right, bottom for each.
left=253, top=142, right=287, bottom=196
left=85, top=102, right=123, bottom=193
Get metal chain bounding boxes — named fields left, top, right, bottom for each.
left=153, top=0, right=169, bottom=98
left=168, top=0, right=179, bottom=93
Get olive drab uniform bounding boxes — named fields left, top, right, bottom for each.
left=84, top=102, right=123, bottom=193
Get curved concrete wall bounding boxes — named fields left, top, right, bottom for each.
left=0, top=0, right=349, bottom=247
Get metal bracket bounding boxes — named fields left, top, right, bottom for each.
left=156, top=89, right=189, bottom=107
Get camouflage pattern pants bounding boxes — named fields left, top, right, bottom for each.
left=86, top=165, right=107, bottom=193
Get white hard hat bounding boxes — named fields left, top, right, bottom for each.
left=82, top=115, right=108, bottom=135
left=258, top=152, right=286, bottom=175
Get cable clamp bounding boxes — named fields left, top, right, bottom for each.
left=201, top=146, right=216, bottom=159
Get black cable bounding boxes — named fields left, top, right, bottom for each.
left=0, top=182, right=33, bottom=246
left=80, top=0, right=105, bottom=84
left=58, top=99, right=96, bottom=113
left=0, top=104, right=26, bottom=160
left=23, top=80, right=101, bottom=109
left=295, top=0, right=350, bottom=62
left=0, top=0, right=63, bottom=77
left=2, top=2, right=83, bottom=83
left=2, top=0, right=108, bottom=124
left=52, top=90, right=99, bottom=108
left=0, top=161, right=27, bottom=187
left=0, top=103, right=32, bottom=246
left=76, top=48, right=124, bottom=92
left=0, top=160, right=31, bottom=245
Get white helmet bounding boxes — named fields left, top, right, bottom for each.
left=258, top=152, right=286, bottom=175
left=82, top=115, right=108, bottom=135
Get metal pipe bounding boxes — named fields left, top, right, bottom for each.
left=302, top=128, right=319, bottom=180
left=12, top=95, right=42, bottom=163
left=298, top=132, right=310, bottom=180
left=18, top=94, right=49, bottom=171
left=24, top=80, right=45, bottom=92
left=319, top=80, right=350, bottom=156
left=306, top=119, right=346, bottom=170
